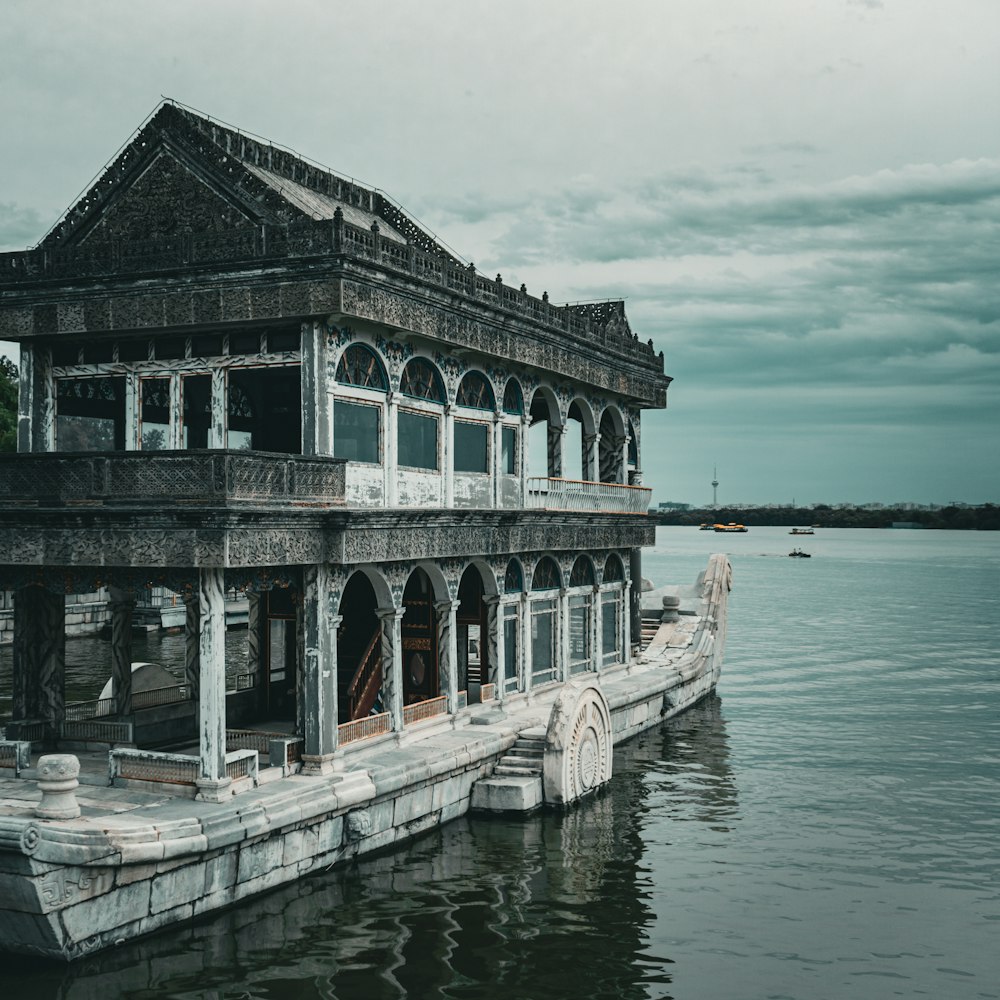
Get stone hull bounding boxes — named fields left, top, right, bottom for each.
left=0, top=556, right=730, bottom=961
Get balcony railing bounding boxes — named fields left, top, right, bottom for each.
left=527, top=477, right=652, bottom=514
left=0, top=450, right=346, bottom=504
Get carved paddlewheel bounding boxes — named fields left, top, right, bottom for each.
left=542, top=681, right=613, bottom=806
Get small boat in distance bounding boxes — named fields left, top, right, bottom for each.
left=699, top=523, right=715, bottom=530
left=714, top=522, right=748, bottom=533
left=790, top=527, right=815, bottom=535
left=789, top=548, right=811, bottom=558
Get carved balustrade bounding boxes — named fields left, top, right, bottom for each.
left=527, top=477, right=652, bottom=515
left=0, top=451, right=346, bottom=505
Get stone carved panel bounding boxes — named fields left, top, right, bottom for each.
left=542, top=681, right=613, bottom=806
left=79, top=151, right=257, bottom=246
left=38, top=867, right=115, bottom=913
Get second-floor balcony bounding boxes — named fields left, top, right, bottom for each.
left=0, top=451, right=347, bottom=505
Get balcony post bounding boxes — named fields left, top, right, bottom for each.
left=184, top=591, right=200, bottom=704
left=486, top=595, right=502, bottom=702
left=443, top=404, right=454, bottom=507
left=558, top=587, right=570, bottom=683
left=209, top=369, right=226, bottom=448
left=17, top=342, right=53, bottom=453
left=520, top=413, right=530, bottom=507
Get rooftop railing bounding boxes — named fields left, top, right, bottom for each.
left=526, top=477, right=652, bottom=515
left=0, top=217, right=659, bottom=371
left=0, top=450, right=346, bottom=505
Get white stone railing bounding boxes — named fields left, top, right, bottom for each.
left=527, top=477, right=652, bottom=514
left=480, top=683, right=496, bottom=702
left=131, top=684, right=190, bottom=710
left=61, top=719, right=133, bottom=744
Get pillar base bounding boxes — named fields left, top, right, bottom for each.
left=195, top=776, right=233, bottom=803
left=300, top=753, right=338, bottom=776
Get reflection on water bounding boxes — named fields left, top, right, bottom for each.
left=0, top=697, right=732, bottom=1000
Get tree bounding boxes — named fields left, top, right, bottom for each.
left=0, top=356, right=17, bottom=452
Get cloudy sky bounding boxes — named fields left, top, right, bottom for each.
left=1, top=0, right=997, bottom=505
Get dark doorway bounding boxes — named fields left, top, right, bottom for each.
left=263, top=588, right=297, bottom=721
left=402, top=569, right=438, bottom=706
left=337, top=573, right=382, bottom=723
left=457, top=565, right=489, bottom=702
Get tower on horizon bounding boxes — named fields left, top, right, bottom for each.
left=712, top=466, right=719, bottom=507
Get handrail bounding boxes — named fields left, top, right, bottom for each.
left=338, top=711, right=391, bottom=746
left=347, top=628, right=382, bottom=720
left=402, top=695, right=448, bottom=726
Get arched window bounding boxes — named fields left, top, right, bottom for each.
left=456, top=371, right=495, bottom=410
left=504, top=559, right=524, bottom=593
left=400, top=358, right=445, bottom=402
left=570, top=556, right=596, bottom=588
left=603, top=554, right=625, bottom=583
left=336, top=344, right=388, bottom=391
left=531, top=556, right=562, bottom=591
left=502, top=378, right=524, bottom=416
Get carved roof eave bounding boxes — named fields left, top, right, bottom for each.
left=0, top=252, right=669, bottom=406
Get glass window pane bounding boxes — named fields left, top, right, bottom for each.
left=454, top=421, right=488, bottom=473
left=334, top=401, right=380, bottom=463
left=503, top=612, right=519, bottom=687
left=141, top=378, right=171, bottom=450
left=502, top=426, right=517, bottom=475
left=55, top=376, right=125, bottom=451
left=602, top=593, right=620, bottom=663
left=182, top=375, right=211, bottom=449
left=398, top=410, right=438, bottom=470
left=569, top=595, right=590, bottom=673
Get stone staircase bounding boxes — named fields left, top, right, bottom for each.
left=470, top=727, right=546, bottom=813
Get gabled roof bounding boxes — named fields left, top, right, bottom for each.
left=40, top=101, right=458, bottom=262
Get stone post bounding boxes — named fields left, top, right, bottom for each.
left=558, top=587, right=570, bottom=682
left=12, top=585, right=65, bottom=734
left=35, top=754, right=81, bottom=820
left=547, top=422, right=564, bottom=478
left=107, top=586, right=134, bottom=717
left=376, top=606, right=405, bottom=732
left=522, top=596, right=534, bottom=700
left=196, top=568, right=230, bottom=801
left=491, top=410, right=503, bottom=508
left=168, top=374, right=183, bottom=449
left=301, top=563, right=339, bottom=774
left=591, top=583, right=602, bottom=673
left=124, top=371, right=139, bottom=450
left=435, top=599, right=460, bottom=715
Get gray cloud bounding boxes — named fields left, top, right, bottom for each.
left=0, top=202, right=44, bottom=251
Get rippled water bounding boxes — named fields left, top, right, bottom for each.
left=2, top=527, right=998, bottom=999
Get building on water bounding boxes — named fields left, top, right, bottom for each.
left=0, top=102, right=730, bottom=959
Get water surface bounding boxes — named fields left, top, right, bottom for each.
left=1, top=527, right=997, bottom=999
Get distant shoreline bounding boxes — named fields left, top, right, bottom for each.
left=651, top=505, right=999, bottom=531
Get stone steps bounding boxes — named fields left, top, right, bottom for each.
left=469, top=729, right=546, bottom=813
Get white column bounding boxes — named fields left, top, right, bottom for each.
left=376, top=606, right=405, bottom=731
left=584, top=433, right=599, bottom=483
left=169, top=374, right=183, bottom=450
left=443, top=404, right=454, bottom=507
left=623, top=582, right=633, bottom=668
left=301, top=564, right=339, bottom=772
left=196, top=567, right=230, bottom=801
left=385, top=392, right=398, bottom=506
left=17, top=342, right=54, bottom=453
left=125, top=372, right=139, bottom=450
left=489, top=597, right=505, bottom=702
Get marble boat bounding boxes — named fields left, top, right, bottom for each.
left=0, top=102, right=731, bottom=959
